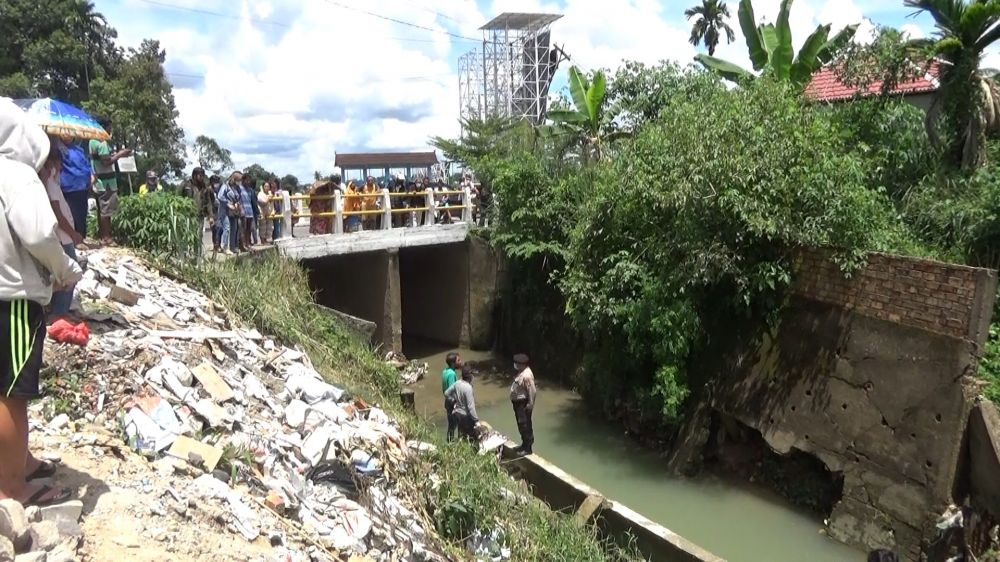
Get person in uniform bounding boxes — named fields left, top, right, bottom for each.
left=510, top=353, right=537, bottom=455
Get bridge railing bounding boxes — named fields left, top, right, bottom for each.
left=275, top=188, right=474, bottom=238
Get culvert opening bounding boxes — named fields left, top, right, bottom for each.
left=702, top=411, right=844, bottom=516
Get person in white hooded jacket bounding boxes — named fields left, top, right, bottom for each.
left=0, top=98, right=82, bottom=506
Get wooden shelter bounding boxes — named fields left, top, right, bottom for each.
left=335, top=151, right=439, bottom=182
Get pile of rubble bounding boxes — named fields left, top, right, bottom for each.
left=33, top=248, right=461, bottom=562
left=0, top=497, right=80, bottom=562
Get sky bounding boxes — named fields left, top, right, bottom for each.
left=95, top=0, right=1000, bottom=180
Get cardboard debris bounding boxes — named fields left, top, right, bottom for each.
left=167, top=436, right=224, bottom=472
left=190, top=363, right=235, bottom=403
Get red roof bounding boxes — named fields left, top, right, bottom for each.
left=804, top=62, right=941, bottom=103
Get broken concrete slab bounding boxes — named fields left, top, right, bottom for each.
left=969, top=399, right=1000, bottom=516
left=38, top=502, right=82, bottom=528
left=0, top=500, right=29, bottom=551
left=27, top=521, right=59, bottom=552
left=108, top=285, right=140, bottom=307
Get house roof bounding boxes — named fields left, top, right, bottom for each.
left=334, top=151, right=438, bottom=169
left=804, top=61, right=941, bottom=103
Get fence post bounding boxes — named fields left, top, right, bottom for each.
left=462, top=187, right=473, bottom=223
left=281, top=191, right=293, bottom=239
left=333, top=190, right=343, bottom=235
left=381, top=189, right=392, bottom=230
left=424, top=188, right=436, bottom=226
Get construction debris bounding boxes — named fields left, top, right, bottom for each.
left=35, top=248, right=466, bottom=562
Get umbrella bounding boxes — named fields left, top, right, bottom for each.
left=13, top=98, right=109, bottom=141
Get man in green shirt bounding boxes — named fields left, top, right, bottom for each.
left=89, top=116, right=131, bottom=244
left=442, top=352, right=460, bottom=441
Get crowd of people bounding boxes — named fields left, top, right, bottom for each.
left=305, top=172, right=486, bottom=236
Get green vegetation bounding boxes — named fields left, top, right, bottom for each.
left=155, top=253, right=634, bottom=561
left=111, top=192, right=201, bottom=260
left=696, top=0, right=857, bottom=87
left=438, top=1, right=1000, bottom=429
left=0, top=0, right=186, bottom=175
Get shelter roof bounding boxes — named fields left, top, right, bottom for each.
left=335, top=151, right=438, bottom=169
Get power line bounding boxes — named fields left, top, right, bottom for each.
left=405, top=0, right=459, bottom=24
left=164, top=70, right=453, bottom=85
left=320, top=0, right=480, bottom=42
left=134, top=0, right=477, bottom=43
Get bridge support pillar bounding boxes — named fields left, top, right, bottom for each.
left=380, top=248, right=403, bottom=354
left=459, top=236, right=500, bottom=350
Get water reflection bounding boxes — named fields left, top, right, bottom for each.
left=405, top=338, right=864, bottom=562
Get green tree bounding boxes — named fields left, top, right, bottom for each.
left=0, top=0, right=120, bottom=103
left=685, top=0, right=736, bottom=56
left=84, top=39, right=186, bottom=177
left=905, top=0, right=1000, bottom=169
left=193, top=135, right=233, bottom=174
left=696, top=0, right=857, bottom=88
left=243, top=163, right=274, bottom=186
left=606, top=61, right=724, bottom=133
left=280, top=174, right=301, bottom=192
left=543, top=66, right=625, bottom=162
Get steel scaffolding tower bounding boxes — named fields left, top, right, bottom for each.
left=458, top=12, right=566, bottom=126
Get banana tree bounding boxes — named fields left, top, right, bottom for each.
left=542, top=66, right=626, bottom=163
left=905, top=0, right=1000, bottom=170
left=695, top=0, right=857, bottom=88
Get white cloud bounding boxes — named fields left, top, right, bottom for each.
left=101, top=0, right=1000, bottom=179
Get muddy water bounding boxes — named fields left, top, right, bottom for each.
left=406, top=339, right=864, bottom=562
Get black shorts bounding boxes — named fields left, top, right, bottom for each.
left=0, top=299, right=46, bottom=399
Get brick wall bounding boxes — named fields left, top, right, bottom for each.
left=793, top=249, right=995, bottom=340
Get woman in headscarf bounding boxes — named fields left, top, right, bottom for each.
left=344, top=179, right=362, bottom=233
left=308, top=177, right=334, bottom=235
left=257, top=180, right=273, bottom=245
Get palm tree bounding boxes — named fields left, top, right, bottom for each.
left=696, top=0, right=857, bottom=88
left=542, top=66, right=627, bottom=163
left=685, top=0, right=736, bottom=56
left=904, top=0, right=1000, bottom=169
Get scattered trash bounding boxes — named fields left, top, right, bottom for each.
left=38, top=248, right=470, bottom=562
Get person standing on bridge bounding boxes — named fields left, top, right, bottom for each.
left=510, top=353, right=537, bottom=455
left=445, top=366, right=479, bottom=442
left=308, top=177, right=335, bottom=235
left=442, top=352, right=461, bottom=441
left=361, top=176, right=379, bottom=231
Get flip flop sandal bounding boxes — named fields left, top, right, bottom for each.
left=23, top=485, right=72, bottom=508
left=27, top=460, right=58, bottom=481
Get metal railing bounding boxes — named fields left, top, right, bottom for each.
left=274, top=187, right=475, bottom=237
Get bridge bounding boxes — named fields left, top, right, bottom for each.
left=270, top=189, right=499, bottom=355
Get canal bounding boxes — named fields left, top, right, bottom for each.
left=406, top=340, right=864, bottom=562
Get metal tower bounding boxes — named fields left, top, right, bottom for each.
left=458, top=12, right=566, bottom=126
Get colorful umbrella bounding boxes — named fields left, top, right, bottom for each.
left=12, top=98, right=109, bottom=141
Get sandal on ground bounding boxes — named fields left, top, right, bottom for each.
left=27, top=460, right=58, bottom=481
left=22, top=485, right=72, bottom=508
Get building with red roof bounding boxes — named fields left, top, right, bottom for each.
left=804, top=61, right=942, bottom=110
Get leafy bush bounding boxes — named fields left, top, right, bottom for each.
left=560, top=78, right=904, bottom=423
left=111, top=192, right=201, bottom=259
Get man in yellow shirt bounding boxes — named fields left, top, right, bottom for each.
left=137, top=170, right=162, bottom=196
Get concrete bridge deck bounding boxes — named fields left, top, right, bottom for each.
left=273, top=223, right=472, bottom=260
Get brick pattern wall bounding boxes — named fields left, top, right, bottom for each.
left=793, top=250, right=984, bottom=339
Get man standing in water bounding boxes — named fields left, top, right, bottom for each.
left=442, top=353, right=460, bottom=441
left=510, top=353, right=537, bottom=455
left=445, top=367, right=479, bottom=441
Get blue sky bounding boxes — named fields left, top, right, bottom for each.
left=93, top=0, right=988, bottom=179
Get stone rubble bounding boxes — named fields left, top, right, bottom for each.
left=29, top=248, right=475, bottom=562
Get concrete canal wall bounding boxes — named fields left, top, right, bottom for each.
left=500, top=447, right=725, bottom=562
